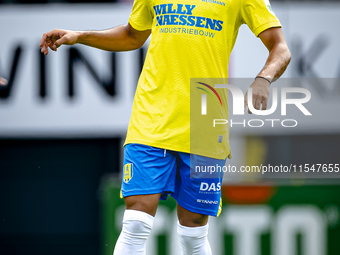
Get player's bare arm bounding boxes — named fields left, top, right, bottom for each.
left=244, top=27, right=291, bottom=112
left=2, top=24, right=150, bottom=87
left=39, top=24, right=151, bottom=55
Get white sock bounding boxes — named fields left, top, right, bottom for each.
left=177, top=221, right=212, bottom=255
left=113, top=210, right=154, bottom=255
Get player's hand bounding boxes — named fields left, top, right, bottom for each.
left=0, top=77, right=7, bottom=86
left=244, top=77, right=271, bottom=114
left=40, top=29, right=80, bottom=55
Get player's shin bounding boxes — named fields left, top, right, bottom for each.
left=113, top=209, right=154, bottom=255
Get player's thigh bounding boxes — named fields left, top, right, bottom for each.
left=121, top=144, right=177, bottom=216
left=121, top=144, right=177, bottom=196
left=125, top=193, right=161, bottom=217
left=174, top=153, right=225, bottom=219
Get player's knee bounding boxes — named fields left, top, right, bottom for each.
left=113, top=210, right=154, bottom=255
left=123, top=219, right=151, bottom=239
left=122, top=210, right=154, bottom=238
left=177, top=222, right=211, bottom=255
left=178, top=209, right=209, bottom=227
left=124, top=194, right=161, bottom=216
left=177, top=221, right=209, bottom=238
left=184, top=215, right=208, bottom=226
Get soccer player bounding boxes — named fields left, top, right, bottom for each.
left=37, top=0, right=291, bottom=254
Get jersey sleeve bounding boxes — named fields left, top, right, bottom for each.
left=241, top=0, right=281, bottom=37
left=129, top=0, right=153, bottom=31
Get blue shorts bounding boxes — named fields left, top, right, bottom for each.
left=121, top=143, right=226, bottom=216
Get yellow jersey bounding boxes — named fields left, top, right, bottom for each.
left=124, top=0, right=281, bottom=159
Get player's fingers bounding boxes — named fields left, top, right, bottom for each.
left=40, top=33, right=52, bottom=49
left=40, top=42, right=48, bottom=53
left=40, top=44, right=48, bottom=55
left=40, top=30, right=60, bottom=54
left=40, top=36, right=50, bottom=55
left=46, top=37, right=58, bottom=51
left=54, top=36, right=69, bottom=48
left=47, top=40, right=57, bottom=51
left=0, top=77, right=7, bottom=86
left=262, top=97, right=268, bottom=111
left=244, top=92, right=248, bottom=112
left=255, top=96, right=261, bottom=110
left=248, top=98, right=254, bottom=114
left=39, top=33, right=48, bottom=47
left=248, top=93, right=258, bottom=114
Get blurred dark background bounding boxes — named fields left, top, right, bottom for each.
left=0, top=138, right=121, bottom=255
